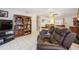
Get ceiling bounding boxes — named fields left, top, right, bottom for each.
left=1, top=8, right=78, bottom=17
left=15, top=8, right=78, bottom=17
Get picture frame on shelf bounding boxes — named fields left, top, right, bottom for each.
left=0, top=10, right=8, bottom=17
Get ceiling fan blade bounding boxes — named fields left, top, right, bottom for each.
left=48, top=12, right=58, bottom=15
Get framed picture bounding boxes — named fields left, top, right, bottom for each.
left=42, top=19, right=45, bottom=23
left=0, top=10, right=8, bottom=17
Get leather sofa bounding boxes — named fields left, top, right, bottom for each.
left=37, top=28, right=77, bottom=50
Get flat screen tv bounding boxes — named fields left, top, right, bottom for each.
left=0, top=20, right=12, bottom=31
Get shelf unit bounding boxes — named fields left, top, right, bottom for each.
left=73, top=17, right=79, bottom=26
left=0, top=30, right=14, bottom=45
left=14, top=15, right=31, bottom=37
left=70, top=17, right=79, bottom=38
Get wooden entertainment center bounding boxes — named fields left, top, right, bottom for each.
left=14, top=15, right=31, bottom=37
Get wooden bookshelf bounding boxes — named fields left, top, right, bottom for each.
left=70, top=17, right=79, bottom=38
left=73, top=17, right=79, bottom=26
left=14, top=15, right=31, bottom=37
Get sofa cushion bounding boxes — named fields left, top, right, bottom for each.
left=53, top=33, right=63, bottom=44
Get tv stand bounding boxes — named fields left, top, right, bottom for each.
left=0, top=30, right=14, bottom=45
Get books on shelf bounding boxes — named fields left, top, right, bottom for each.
left=15, top=25, right=23, bottom=30
left=14, top=15, right=31, bottom=37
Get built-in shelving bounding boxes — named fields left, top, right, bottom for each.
left=14, top=15, right=31, bottom=37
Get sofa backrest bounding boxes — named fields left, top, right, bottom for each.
left=39, top=30, right=48, bottom=35
left=62, top=33, right=76, bottom=49
left=54, top=28, right=71, bottom=44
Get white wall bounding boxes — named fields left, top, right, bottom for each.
left=37, top=15, right=73, bottom=30
left=39, top=16, right=50, bottom=30
left=65, top=16, right=73, bottom=28
left=0, top=8, right=37, bottom=33
left=55, top=17, right=63, bottom=25
left=0, top=8, right=28, bottom=20
left=55, top=16, right=73, bottom=28
left=39, top=16, right=73, bottom=29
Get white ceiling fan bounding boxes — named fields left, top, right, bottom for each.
left=48, top=11, right=58, bottom=17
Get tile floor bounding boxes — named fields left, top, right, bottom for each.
left=0, top=33, right=38, bottom=50
left=0, top=31, right=79, bottom=50
left=70, top=43, right=79, bottom=50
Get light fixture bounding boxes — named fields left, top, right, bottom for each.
left=49, top=12, right=57, bottom=26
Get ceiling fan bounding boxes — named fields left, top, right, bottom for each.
left=48, top=11, right=58, bottom=17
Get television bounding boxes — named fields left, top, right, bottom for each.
left=0, top=20, right=13, bottom=31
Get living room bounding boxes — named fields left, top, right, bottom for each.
left=0, top=8, right=79, bottom=50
